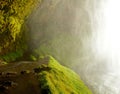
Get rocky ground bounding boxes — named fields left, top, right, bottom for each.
left=0, top=56, right=92, bottom=94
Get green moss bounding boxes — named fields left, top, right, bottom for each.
left=0, top=0, right=42, bottom=62
left=30, top=55, right=37, bottom=61
left=0, top=60, right=7, bottom=66
left=0, top=49, right=24, bottom=62
left=38, top=56, right=92, bottom=94
left=8, top=16, right=22, bottom=41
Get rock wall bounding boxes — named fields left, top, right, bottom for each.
left=0, top=0, right=41, bottom=62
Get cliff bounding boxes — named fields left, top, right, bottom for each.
left=0, top=56, right=92, bottom=94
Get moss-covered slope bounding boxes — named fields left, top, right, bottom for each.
left=38, top=56, right=92, bottom=94
left=0, top=0, right=41, bottom=62
left=0, top=56, right=92, bottom=94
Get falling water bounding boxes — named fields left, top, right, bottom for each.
left=27, top=0, right=120, bottom=94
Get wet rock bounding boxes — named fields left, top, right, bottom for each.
left=34, top=66, right=51, bottom=73
left=0, top=81, right=17, bottom=87
left=0, top=85, right=8, bottom=92
left=21, top=70, right=31, bottom=74
left=5, top=72, right=17, bottom=77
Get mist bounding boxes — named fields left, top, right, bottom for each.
left=27, top=0, right=120, bottom=94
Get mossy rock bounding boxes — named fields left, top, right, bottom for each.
left=38, top=56, right=92, bottom=94
left=0, top=0, right=41, bottom=62
left=0, top=56, right=92, bottom=94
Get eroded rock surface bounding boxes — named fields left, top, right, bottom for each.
left=0, top=56, right=92, bottom=94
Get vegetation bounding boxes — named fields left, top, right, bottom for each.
left=0, top=0, right=41, bottom=62
left=38, top=56, right=92, bottom=94
left=0, top=1, right=93, bottom=93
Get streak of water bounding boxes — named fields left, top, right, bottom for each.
left=27, top=0, right=120, bottom=93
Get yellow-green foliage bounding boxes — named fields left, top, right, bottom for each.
left=0, top=0, right=41, bottom=61
left=38, top=56, right=92, bottom=94
left=8, top=16, right=21, bottom=41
